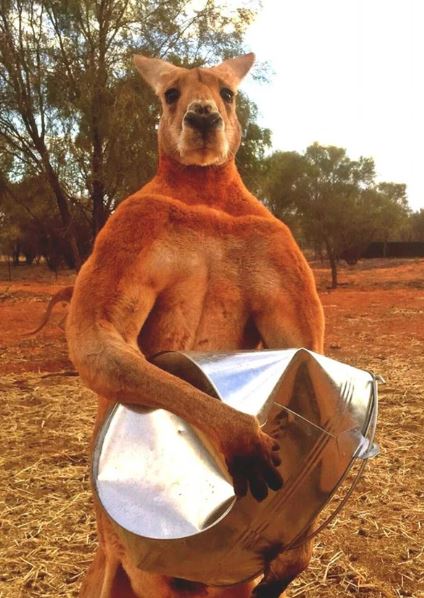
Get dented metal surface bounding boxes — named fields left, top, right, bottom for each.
left=93, top=349, right=379, bottom=585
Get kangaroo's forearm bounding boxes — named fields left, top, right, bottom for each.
left=68, top=321, right=247, bottom=449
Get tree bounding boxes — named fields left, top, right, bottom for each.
left=235, top=93, right=271, bottom=194
left=0, top=0, right=267, bottom=266
left=0, top=171, right=92, bottom=269
left=263, top=143, right=411, bottom=288
left=409, top=209, right=424, bottom=241
left=260, top=150, right=309, bottom=240
left=373, top=183, right=410, bottom=245
left=0, top=1, right=83, bottom=267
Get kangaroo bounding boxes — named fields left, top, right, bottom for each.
left=67, top=53, right=325, bottom=598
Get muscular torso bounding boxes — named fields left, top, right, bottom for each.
left=138, top=223, right=265, bottom=356
left=90, top=194, right=316, bottom=357
left=71, top=193, right=323, bottom=431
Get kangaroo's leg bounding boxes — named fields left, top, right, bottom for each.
left=109, top=564, right=139, bottom=598
left=80, top=545, right=139, bottom=598
left=251, top=540, right=313, bottom=597
left=79, top=546, right=105, bottom=597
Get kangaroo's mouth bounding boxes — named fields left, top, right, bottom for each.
left=177, top=128, right=229, bottom=166
left=178, top=146, right=228, bottom=166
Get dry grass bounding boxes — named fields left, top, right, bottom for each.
left=0, top=375, right=96, bottom=597
left=1, top=260, right=423, bottom=597
left=290, top=355, right=424, bottom=598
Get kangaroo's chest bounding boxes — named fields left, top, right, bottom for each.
left=138, top=224, right=268, bottom=356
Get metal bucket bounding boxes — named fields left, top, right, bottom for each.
left=93, top=349, right=379, bottom=586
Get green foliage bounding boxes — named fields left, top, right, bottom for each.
left=0, top=174, right=91, bottom=268
left=409, top=209, right=424, bottom=241
left=263, top=143, right=412, bottom=287
left=0, top=0, right=267, bottom=265
left=236, top=92, right=271, bottom=194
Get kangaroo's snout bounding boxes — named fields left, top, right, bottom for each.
left=184, top=101, right=223, bottom=133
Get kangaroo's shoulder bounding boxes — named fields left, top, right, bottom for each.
left=93, top=187, right=304, bottom=268
left=107, top=189, right=269, bottom=230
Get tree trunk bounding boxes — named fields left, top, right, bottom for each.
left=90, top=48, right=108, bottom=238
left=324, top=239, right=338, bottom=289
left=92, top=173, right=107, bottom=237
left=38, top=147, right=82, bottom=270
left=13, top=242, right=20, bottom=265
left=329, top=253, right=338, bottom=289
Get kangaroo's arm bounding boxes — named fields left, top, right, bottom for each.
left=254, top=286, right=324, bottom=353
left=66, top=198, right=282, bottom=501
left=251, top=228, right=324, bottom=353
left=245, top=228, right=324, bottom=597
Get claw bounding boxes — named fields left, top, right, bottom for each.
left=251, top=580, right=288, bottom=598
left=265, top=467, right=283, bottom=491
left=250, top=476, right=268, bottom=502
left=224, top=424, right=284, bottom=502
left=272, top=453, right=282, bottom=467
left=233, top=473, right=248, bottom=497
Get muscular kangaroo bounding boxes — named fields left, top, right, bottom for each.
left=67, top=53, right=325, bottom=598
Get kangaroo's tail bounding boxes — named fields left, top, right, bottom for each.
left=26, top=285, right=74, bottom=335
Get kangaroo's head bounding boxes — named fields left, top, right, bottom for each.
left=133, top=53, right=255, bottom=167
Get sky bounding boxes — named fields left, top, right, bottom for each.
left=236, top=0, right=424, bottom=211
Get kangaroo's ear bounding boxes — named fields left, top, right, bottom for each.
left=133, top=55, right=186, bottom=93
left=210, top=53, right=255, bottom=87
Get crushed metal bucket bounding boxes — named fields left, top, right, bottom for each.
left=92, top=349, right=379, bottom=586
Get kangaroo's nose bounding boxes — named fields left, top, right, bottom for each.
left=184, top=101, right=222, bottom=133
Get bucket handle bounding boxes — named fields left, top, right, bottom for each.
left=282, top=372, right=381, bottom=551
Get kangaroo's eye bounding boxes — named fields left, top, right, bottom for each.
left=164, top=88, right=180, bottom=104
left=220, top=87, right=234, bottom=103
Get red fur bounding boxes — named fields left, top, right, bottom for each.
left=67, top=54, right=324, bottom=597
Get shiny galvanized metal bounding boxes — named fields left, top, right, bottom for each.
left=93, top=349, right=379, bottom=586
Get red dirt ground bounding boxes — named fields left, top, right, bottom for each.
left=1, top=259, right=423, bottom=377
left=1, top=258, right=423, bottom=597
